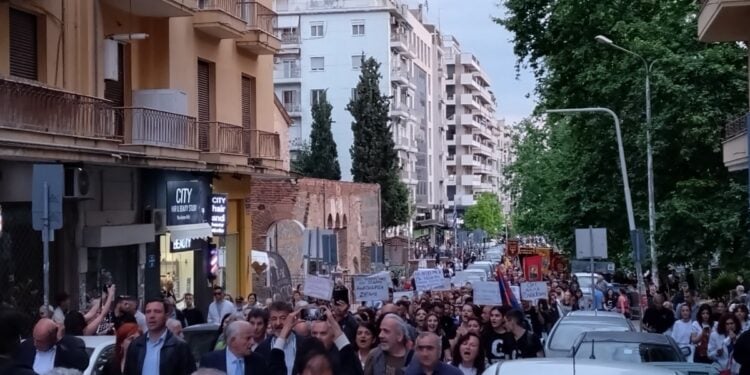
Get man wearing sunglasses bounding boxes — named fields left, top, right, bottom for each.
left=207, top=286, right=235, bottom=324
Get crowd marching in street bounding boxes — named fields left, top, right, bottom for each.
left=3, top=248, right=750, bottom=375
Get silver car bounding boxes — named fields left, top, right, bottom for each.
left=483, top=358, right=681, bottom=375
left=544, top=310, right=635, bottom=357
left=78, top=336, right=116, bottom=375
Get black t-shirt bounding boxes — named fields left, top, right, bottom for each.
left=508, top=330, right=543, bottom=359
left=642, top=306, right=675, bottom=334
left=482, top=330, right=514, bottom=364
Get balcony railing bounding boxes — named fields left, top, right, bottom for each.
left=246, top=1, right=277, bottom=35
left=277, top=66, right=301, bottom=79
left=283, top=102, right=301, bottom=113
left=279, top=32, right=300, bottom=44
left=245, top=129, right=281, bottom=159
left=116, top=107, right=198, bottom=150
left=725, top=113, right=749, bottom=140
left=0, top=76, right=119, bottom=140
left=199, top=122, right=244, bottom=154
left=198, top=0, right=242, bottom=18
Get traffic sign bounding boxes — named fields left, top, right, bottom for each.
left=32, top=164, right=64, bottom=232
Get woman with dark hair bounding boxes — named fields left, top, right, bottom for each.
left=451, top=332, right=486, bottom=375
left=64, top=287, right=114, bottom=336
left=425, top=313, right=451, bottom=361
left=414, top=308, right=428, bottom=331
left=692, top=304, right=715, bottom=364
left=604, top=289, right=618, bottom=312
left=292, top=337, right=334, bottom=375
left=734, top=304, right=750, bottom=332
left=354, top=322, right=377, bottom=369
left=465, top=317, right=482, bottom=336
left=709, top=313, right=741, bottom=374
left=103, top=323, right=140, bottom=375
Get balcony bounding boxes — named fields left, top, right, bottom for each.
left=101, top=0, right=196, bottom=17
left=282, top=102, right=302, bottom=117
left=723, top=113, right=749, bottom=171
left=391, top=67, right=410, bottom=86
left=194, top=0, right=247, bottom=39
left=698, top=0, right=750, bottom=42
left=460, top=114, right=479, bottom=129
left=446, top=154, right=456, bottom=166
left=446, top=174, right=456, bottom=186
left=455, top=194, right=475, bottom=206
left=279, top=32, right=301, bottom=45
left=460, top=73, right=481, bottom=93
left=245, top=129, right=281, bottom=161
left=460, top=154, right=480, bottom=167
left=198, top=122, right=250, bottom=164
left=390, top=102, right=409, bottom=119
left=460, top=94, right=480, bottom=111
left=458, top=53, right=481, bottom=72
left=117, top=107, right=199, bottom=150
left=390, top=33, right=415, bottom=59
left=0, top=76, right=120, bottom=145
left=446, top=93, right=455, bottom=105
left=237, top=2, right=281, bottom=55
left=460, top=175, right=481, bottom=187
left=275, top=66, right=302, bottom=84
left=459, top=134, right=479, bottom=148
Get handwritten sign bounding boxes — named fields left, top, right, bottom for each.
left=473, top=282, right=502, bottom=306
left=394, top=291, right=414, bottom=301
left=353, top=274, right=390, bottom=302
left=520, top=281, right=548, bottom=302
left=413, top=269, right=445, bottom=291
left=303, top=275, right=334, bottom=301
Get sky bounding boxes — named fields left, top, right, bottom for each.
left=407, top=0, right=537, bottom=126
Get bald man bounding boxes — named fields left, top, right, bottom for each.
left=200, top=321, right=270, bottom=374
left=17, top=318, right=88, bottom=373
left=405, top=332, right=462, bottom=375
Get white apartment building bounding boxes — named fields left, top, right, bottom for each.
left=442, top=35, right=503, bottom=214
left=496, top=118, right=516, bottom=218
left=273, top=0, right=445, bottom=226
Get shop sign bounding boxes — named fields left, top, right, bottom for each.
left=170, top=237, right=207, bottom=253
left=210, top=194, right=228, bottom=236
left=166, top=180, right=205, bottom=226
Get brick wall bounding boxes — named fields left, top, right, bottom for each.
left=249, top=178, right=381, bottom=277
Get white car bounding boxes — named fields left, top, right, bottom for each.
left=483, top=358, right=680, bottom=375
left=78, top=336, right=116, bottom=375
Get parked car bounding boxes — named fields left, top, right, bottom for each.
left=183, top=323, right=220, bottom=365
left=569, top=331, right=717, bottom=375
left=482, top=358, right=681, bottom=375
left=78, top=335, right=115, bottom=375
left=544, top=310, right=635, bottom=357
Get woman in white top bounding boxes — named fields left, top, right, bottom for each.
left=709, top=313, right=742, bottom=374
left=672, top=304, right=699, bottom=359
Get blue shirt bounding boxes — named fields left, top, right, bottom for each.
left=143, top=329, right=168, bottom=375
left=226, top=348, right=244, bottom=375
left=593, top=289, right=604, bottom=310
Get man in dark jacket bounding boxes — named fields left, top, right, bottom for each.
left=123, top=299, right=196, bottom=375
left=0, top=309, right=36, bottom=375
left=16, top=318, right=88, bottom=373
left=200, top=320, right=270, bottom=374
left=308, top=311, right=363, bottom=375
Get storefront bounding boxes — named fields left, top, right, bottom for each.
left=212, top=174, right=253, bottom=299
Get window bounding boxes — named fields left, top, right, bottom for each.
left=351, top=55, right=363, bottom=70
left=351, top=88, right=359, bottom=101
left=311, top=89, right=325, bottom=106
left=352, top=21, right=365, bottom=36
left=310, top=57, right=324, bottom=71
left=311, top=22, right=324, bottom=38
left=9, top=8, right=38, bottom=80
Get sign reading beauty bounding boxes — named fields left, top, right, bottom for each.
left=210, top=193, right=228, bottom=236
left=166, top=180, right=204, bottom=226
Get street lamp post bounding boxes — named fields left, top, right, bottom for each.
left=546, top=107, right=647, bottom=305
left=595, top=35, right=659, bottom=289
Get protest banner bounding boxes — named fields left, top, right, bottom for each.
left=413, top=269, right=444, bottom=291
left=473, top=282, right=502, bottom=306
left=394, top=291, right=414, bottom=301
left=303, top=275, right=334, bottom=301
left=520, top=281, right=548, bottom=302
left=353, top=274, right=390, bottom=302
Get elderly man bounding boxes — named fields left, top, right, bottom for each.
left=200, top=321, right=269, bottom=374
left=17, top=318, right=88, bottom=373
left=405, top=332, right=462, bottom=375
left=364, top=313, right=414, bottom=375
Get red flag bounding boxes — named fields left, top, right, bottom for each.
left=523, top=255, right=543, bottom=282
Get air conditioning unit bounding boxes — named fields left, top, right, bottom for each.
left=64, top=168, right=93, bottom=199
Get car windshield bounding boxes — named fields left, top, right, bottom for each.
left=575, top=341, right=682, bottom=363
left=549, top=321, right=630, bottom=350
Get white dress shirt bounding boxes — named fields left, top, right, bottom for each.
left=208, top=300, right=236, bottom=324
left=33, top=345, right=56, bottom=374
left=226, top=348, right=245, bottom=375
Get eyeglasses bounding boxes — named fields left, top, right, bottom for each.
left=213, top=292, right=223, bottom=296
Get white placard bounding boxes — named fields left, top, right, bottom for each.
left=510, top=285, right=521, bottom=302
left=473, top=281, right=502, bottom=306
left=303, top=275, right=334, bottom=301
left=394, top=291, right=414, bottom=301
left=520, top=281, right=548, bottom=301
left=353, top=274, right=390, bottom=302
left=413, top=269, right=445, bottom=291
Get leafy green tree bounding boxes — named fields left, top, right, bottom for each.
left=497, top=1, right=749, bottom=270
left=304, top=90, right=341, bottom=180
left=347, top=56, right=409, bottom=228
left=463, top=193, right=505, bottom=236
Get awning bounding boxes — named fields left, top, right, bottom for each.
left=278, top=15, right=300, bottom=29
left=167, top=223, right=212, bottom=241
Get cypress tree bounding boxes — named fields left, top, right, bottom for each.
left=305, top=90, right=341, bottom=180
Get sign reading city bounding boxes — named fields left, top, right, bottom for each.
left=166, top=180, right=204, bottom=226
left=210, top=194, right=228, bottom=236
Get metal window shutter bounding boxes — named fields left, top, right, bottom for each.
left=105, top=44, right=125, bottom=137
left=242, top=76, right=255, bottom=129
left=9, top=8, right=38, bottom=80
left=198, top=61, right=211, bottom=150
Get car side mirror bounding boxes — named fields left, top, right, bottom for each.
left=681, top=346, right=692, bottom=357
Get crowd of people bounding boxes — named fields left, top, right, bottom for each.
left=5, top=257, right=750, bottom=375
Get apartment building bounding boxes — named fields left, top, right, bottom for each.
left=442, top=35, right=503, bottom=214
left=0, top=0, right=284, bottom=313
left=274, top=0, right=446, bottom=228
left=697, top=0, right=750, bottom=173
left=496, top=118, right=516, bottom=218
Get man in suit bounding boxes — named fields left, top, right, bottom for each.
left=0, top=309, right=36, bottom=375
left=123, top=298, right=196, bottom=375
left=200, top=320, right=270, bottom=374
left=17, top=318, right=88, bottom=373
left=308, top=310, right=363, bottom=375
